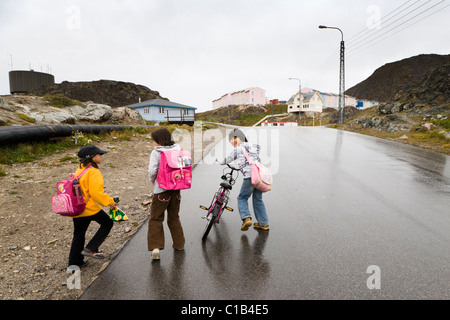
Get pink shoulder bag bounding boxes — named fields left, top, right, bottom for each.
left=241, top=146, right=272, bottom=192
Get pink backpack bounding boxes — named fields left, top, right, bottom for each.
left=51, top=166, right=92, bottom=216
left=241, top=146, right=272, bottom=192
left=157, top=150, right=192, bottom=190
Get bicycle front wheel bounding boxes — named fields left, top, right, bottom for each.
left=202, top=204, right=221, bottom=240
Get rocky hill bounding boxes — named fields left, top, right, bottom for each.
left=345, top=54, right=450, bottom=104
left=341, top=54, right=449, bottom=155
left=32, top=79, right=167, bottom=107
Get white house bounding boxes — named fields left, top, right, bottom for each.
left=127, top=99, right=196, bottom=123
left=302, top=88, right=362, bottom=110
left=287, top=91, right=323, bottom=114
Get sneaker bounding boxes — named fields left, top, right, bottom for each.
left=254, top=222, right=270, bottom=231
left=241, top=217, right=252, bottom=231
left=151, top=248, right=160, bottom=260
left=81, top=248, right=105, bottom=259
left=80, top=259, right=90, bottom=268
left=67, top=259, right=89, bottom=271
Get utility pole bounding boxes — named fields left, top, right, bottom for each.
left=319, top=25, right=345, bottom=124
left=339, top=35, right=345, bottom=124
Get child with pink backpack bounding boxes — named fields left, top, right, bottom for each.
left=147, top=128, right=190, bottom=260
left=68, top=145, right=118, bottom=268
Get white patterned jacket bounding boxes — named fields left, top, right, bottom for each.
left=218, top=142, right=261, bottom=179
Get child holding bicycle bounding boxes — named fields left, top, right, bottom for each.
left=218, top=128, right=269, bottom=231
left=147, top=128, right=185, bottom=260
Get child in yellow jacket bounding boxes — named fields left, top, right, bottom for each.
left=68, top=145, right=118, bottom=267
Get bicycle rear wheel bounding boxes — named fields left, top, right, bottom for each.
left=202, top=204, right=221, bottom=240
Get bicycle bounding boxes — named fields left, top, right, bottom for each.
left=200, top=164, right=240, bottom=240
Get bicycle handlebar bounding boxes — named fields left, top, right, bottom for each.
left=226, top=163, right=240, bottom=171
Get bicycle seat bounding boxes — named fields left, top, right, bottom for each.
left=220, top=181, right=232, bottom=190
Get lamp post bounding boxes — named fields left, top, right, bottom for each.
left=319, top=25, right=344, bottom=124
left=289, top=77, right=302, bottom=126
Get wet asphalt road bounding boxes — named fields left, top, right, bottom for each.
left=80, top=127, right=450, bottom=300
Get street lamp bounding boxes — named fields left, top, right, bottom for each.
left=319, top=25, right=345, bottom=124
left=289, top=77, right=302, bottom=126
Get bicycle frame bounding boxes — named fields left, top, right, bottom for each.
left=203, top=186, right=231, bottom=222
left=200, top=164, right=239, bottom=239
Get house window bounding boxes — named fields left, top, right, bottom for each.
left=183, top=109, right=189, bottom=115
left=159, top=107, right=165, bottom=114
left=144, top=107, right=149, bottom=114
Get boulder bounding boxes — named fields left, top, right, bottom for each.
left=33, top=110, right=76, bottom=124
left=386, top=124, right=410, bottom=132
left=378, top=103, right=404, bottom=115
left=76, top=104, right=113, bottom=122
left=31, top=103, right=115, bottom=124
left=110, top=107, right=146, bottom=125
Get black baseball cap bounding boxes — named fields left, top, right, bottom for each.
left=77, top=145, right=108, bottom=159
left=228, top=128, right=248, bottom=142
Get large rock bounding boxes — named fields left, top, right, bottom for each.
left=76, top=104, right=113, bottom=122
left=33, top=110, right=77, bottom=124
left=378, top=103, right=404, bottom=115
left=29, top=104, right=113, bottom=124
left=110, top=107, right=146, bottom=125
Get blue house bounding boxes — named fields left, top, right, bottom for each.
left=127, top=99, right=196, bottom=123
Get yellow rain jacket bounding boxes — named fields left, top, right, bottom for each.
left=73, top=165, right=115, bottom=218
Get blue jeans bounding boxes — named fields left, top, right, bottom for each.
left=238, top=178, right=269, bottom=226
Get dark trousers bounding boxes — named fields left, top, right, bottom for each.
left=147, top=190, right=185, bottom=251
left=68, top=209, right=113, bottom=266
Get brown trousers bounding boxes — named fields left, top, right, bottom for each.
left=147, top=190, right=185, bottom=251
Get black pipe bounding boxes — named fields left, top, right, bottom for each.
left=0, top=124, right=134, bottom=145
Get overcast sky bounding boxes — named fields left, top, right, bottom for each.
left=1, top=0, right=449, bottom=112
